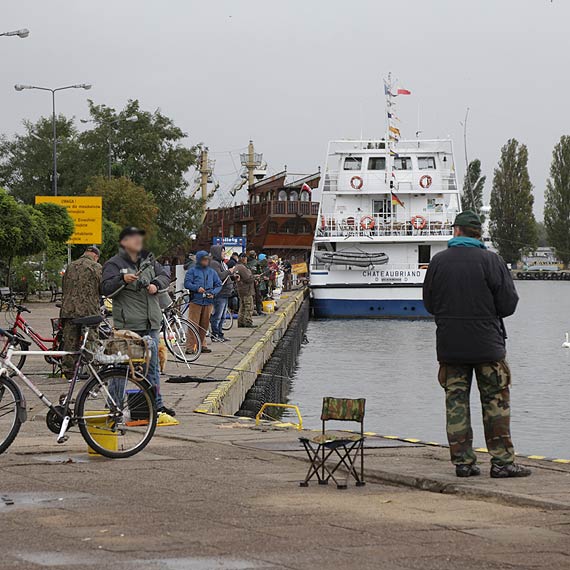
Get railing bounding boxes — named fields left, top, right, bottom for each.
left=209, top=201, right=319, bottom=223
left=316, top=214, right=453, bottom=238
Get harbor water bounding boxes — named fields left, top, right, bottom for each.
left=289, top=281, right=570, bottom=458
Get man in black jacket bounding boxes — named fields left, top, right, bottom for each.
left=209, top=245, right=236, bottom=342
left=423, top=211, right=530, bottom=479
left=101, top=227, right=175, bottom=417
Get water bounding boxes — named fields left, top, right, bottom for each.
left=289, top=281, right=570, bottom=458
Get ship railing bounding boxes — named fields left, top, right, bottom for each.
left=322, top=171, right=458, bottom=193
left=211, top=200, right=319, bottom=223
left=316, top=214, right=454, bottom=238
left=311, top=259, right=429, bottom=271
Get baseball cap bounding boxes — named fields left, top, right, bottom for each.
left=238, top=252, right=248, bottom=259
left=85, top=245, right=101, bottom=256
left=119, top=226, right=146, bottom=241
left=452, top=210, right=482, bottom=229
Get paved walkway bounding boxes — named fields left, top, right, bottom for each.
left=1, top=299, right=570, bottom=569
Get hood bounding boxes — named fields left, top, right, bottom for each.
left=210, top=244, right=224, bottom=262
left=258, top=253, right=267, bottom=261
left=195, top=250, right=210, bottom=264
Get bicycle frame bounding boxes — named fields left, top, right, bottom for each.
left=11, top=311, right=58, bottom=351
left=0, top=342, right=120, bottom=444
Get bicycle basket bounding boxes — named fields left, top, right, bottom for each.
left=90, top=331, right=152, bottom=367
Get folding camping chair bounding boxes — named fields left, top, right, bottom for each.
left=299, top=397, right=366, bottom=489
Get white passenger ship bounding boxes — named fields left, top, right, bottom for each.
left=309, top=78, right=462, bottom=318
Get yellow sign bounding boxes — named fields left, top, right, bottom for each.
left=35, top=196, right=102, bottom=244
left=292, top=262, right=308, bottom=275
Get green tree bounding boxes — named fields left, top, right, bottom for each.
left=490, top=139, right=537, bottom=264
left=100, top=218, right=121, bottom=261
left=462, top=159, right=486, bottom=220
left=84, top=176, right=159, bottom=236
left=536, top=221, right=549, bottom=248
left=544, top=135, right=570, bottom=267
left=79, top=100, right=201, bottom=249
left=0, top=116, right=82, bottom=203
left=34, top=202, right=74, bottom=243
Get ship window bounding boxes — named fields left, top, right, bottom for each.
left=393, top=157, right=412, bottom=171
left=268, top=221, right=279, bottom=233
left=343, top=157, right=362, bottom=171
left=418, top=156, right=436, bottom=170
left=278, top=190, right=288, bottom=201
left=300, top=190, right=311, bottom=201
left=289, top=190, right=299, bottom=201
left=229, top=225, right=235, bottom=238
left=418, top=245, right=431, bottom=264
left=372, top=199, right=390, bottom=215
left=368, top=157, right=386, bottom=171
left=241, top=224, right=247, bottom=237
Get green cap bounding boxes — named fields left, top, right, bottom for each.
left=452, top=210, right=481, bottom=228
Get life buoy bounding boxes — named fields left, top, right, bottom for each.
left=419, top=175, right=433, bottom=189
left=360, top=216, right=375, bottom=230
left=411, top=215, right=427, bottom=230
left=350, top=176, right=364, bottom=190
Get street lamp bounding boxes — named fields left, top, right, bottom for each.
left=14, top=83, right=92, bottom=195
left=0, top=28, right=30, bottom=38
left=81, top=115, right=138, bottom=179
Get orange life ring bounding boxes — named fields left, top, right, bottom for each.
left=350, top=175, right=364, bottom=190
left=419, top=175, right=433, bottom=189
left=360, top=216, right=375, bottom=230
left=411, top=215, right=427, bottom=230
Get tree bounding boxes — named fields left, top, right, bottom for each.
left=34, top=202, right=74, bottom=244
left=84, top=176, right=159, bottom=236
left=490, top=139, right=537, bottom=264
left=462, top=159, right=486, bottom=220
left=0, top=116, right=83, bottom=203
left=100, top=218, right=121, bottom=261
left=536, top=222, right=549, bottom=248
left=79, top=100, right=201, bottom=249
left=544, top=136, right=570, bottom=267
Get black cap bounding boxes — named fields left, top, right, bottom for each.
left=238, top=252, right=248, bottom=259
left=85, top=245, right=101, bottom=256
left=119, top=226, right=146, bottom=241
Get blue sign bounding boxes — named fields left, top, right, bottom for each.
left=212, top=237, right=246, bottom=252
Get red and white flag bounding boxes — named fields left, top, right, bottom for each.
left=396, top=88, right=411, bottom=96
left=301, top=183, right=312, bottom=193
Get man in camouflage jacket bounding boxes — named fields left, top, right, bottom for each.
left=60, top=245, right=102, bottom=376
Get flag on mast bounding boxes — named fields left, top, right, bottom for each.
left=391, top=191, right=405, bottom=207
left=396, top=88, right=411, bottom=96
left=301, top=182, right=311, bottom=193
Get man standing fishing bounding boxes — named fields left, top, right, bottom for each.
left=423, top=210, right=531, bottom=479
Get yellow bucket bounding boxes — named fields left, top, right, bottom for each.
left=85, top=411, right=118, bottom=455
left=262, top=300, right=276, bottom=313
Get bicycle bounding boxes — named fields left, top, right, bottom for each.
left=0, top=316, right=157, bottom=458
left=161, top=298, right=202, bottom=363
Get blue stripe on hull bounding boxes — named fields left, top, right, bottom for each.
left=311, top=298, right=431, bottom=319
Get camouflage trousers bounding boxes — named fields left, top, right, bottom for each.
left=61, top=319, right=82, bottom=378
left=438, top=361, right=515, bottom=466
left=238, top=295, right=254, bottom=327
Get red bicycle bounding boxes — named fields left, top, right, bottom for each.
left=0, top=303, right=63, bottom=372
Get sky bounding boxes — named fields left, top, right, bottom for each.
left=1, top=0, right=568, bottom=217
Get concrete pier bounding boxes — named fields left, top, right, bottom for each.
left=1, top=296, right=570, bottom=568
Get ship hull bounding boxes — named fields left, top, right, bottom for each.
left=310, top=285, right=431, bottom=318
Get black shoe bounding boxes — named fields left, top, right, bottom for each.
left=490, top=463, right=531, bottom=478
left=158, top=405, right=176, bottom=417
left=455, top=464, right=481, bottom=478
left=201, top=347, right=212, bottom=353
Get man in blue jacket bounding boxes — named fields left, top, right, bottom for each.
left=184, top=250, right=222, bottom=354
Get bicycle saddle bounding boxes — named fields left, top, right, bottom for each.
left=72, top=315, right=104, bottom=326
left=16, top=305, right=30, bottom=313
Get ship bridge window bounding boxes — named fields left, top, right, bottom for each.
left=278, top=190, right=288, bottom=201
left=300, top=189, right=311, bottom=201
left=368, top=157, right=386, bottom=171
left=343, top=157, right=362, bottom=170
left=289, top=190, right=299, bottom=201
left=418, top=156, right=436, bottom=170
left=393, top=157, right=412, bottom=171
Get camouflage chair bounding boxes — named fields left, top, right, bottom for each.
left=299, top=397, right=366, bottom=489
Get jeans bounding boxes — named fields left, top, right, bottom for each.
left=133, top=329, right=162, bottom=408
left=210, top=296, right=229, bottom=338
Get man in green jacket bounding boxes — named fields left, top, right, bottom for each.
left=101, top=227, right=174, bottom=416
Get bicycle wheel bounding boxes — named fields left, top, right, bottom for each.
left=222, top=310, right=234, bottom=331
left=76, top=367, right=157, bottom=459
left=164, top=316, right=201, bottom=363
left=0, top=333, right=28, bottom=374
left=0, top=374, right=23, bottom=454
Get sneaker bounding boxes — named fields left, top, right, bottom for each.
left=158, top=405, right=176, bottom=417
left=455, top=464, right=481, bottom=478
left=490, top=463, right=531, bottom=478
left=201, top=347, right=212, bottom=353
left=211, top=335, right=222, bottom=343
left=220, top=336, right=230, bottom=342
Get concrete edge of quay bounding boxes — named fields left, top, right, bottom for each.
left=193, top=288, right=308, bottom=416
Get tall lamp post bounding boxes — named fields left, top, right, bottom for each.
left=14, top=83, right=92, bottom=195
left=81, top=115, right=138, bottom=179
left=0, top=28, right=29, bottom=38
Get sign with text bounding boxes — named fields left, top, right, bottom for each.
left=35, top=196, right=102, bottom=244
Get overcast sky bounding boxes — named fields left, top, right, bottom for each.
left=2, top=0, right=567, bottom=216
